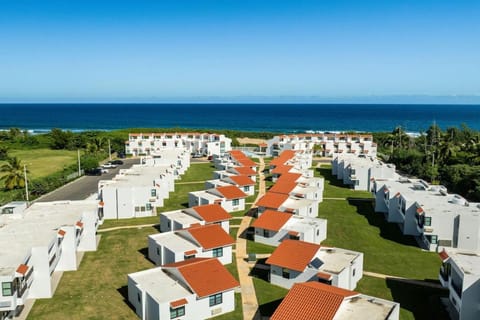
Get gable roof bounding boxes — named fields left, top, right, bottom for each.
left=252, top=210, right=292, bottom=231
left=266, top=239, right=320, bottom=272
left=256, top=192, right=289, bottom=209
left=216, top=185, right=247, bottom=199
left=192, top=204, right=232, bottom=223
left=278, top=172, right=303, bottom=182
left=269, top=179, right=297, bottom=195
left=236, top=157, right=257, bottom=167
left=187, top=224, right=235, bottom=249
left=270, top=150, right=296, bottom=166
left=271, top=282, right=357, bottom=320
left=231, top=166, right=256, bottom=175
left=228, top=175, right=255, bottom=186
left=271, top=165, right=294, bottom=175
left=164, top=258, right=239, bottom=298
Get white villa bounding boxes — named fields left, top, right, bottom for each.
left=252, top=210, right=327, bottom=246
left=373, top=177, right=480, bottom=251
left=255, top=192, right=318, bottom=217
left=266, top=133, right=377, bottom=157
left=269, top=174, right=324, bottom=203
left=159, top=204, right=232, bottom=233
left=148, top=224, right=235, bottom=265
left=266, top=240, right=363, bottom=290
left=269, top=150, right=313, bottom=172
left=125, top=132, right=232, bottom=157
left=332, top=154, right=398, bottom=191
left=127, top=258, right=239, bottom=320
left=188, top=186, right=247, bottom=213
left=438, top=249, right=480, bottom=320
left=271, top=281, right=399, bottom=320
left=205, top=175, right=255, bottom=196
left=0, top=200, right=102, bottom=319
left=213, top=166, right=257, bottom=182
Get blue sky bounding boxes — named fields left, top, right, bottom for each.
left=0, top=0, right=479, bottom=102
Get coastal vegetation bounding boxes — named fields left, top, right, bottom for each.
left=373, top=124, right=480, bottom=201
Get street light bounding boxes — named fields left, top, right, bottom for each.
left=24, top=164, right=29, bottom=203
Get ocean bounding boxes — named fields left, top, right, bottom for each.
left=0, top=103, right=479, bottom=134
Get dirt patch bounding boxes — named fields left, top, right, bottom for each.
left=237, top=137, right=267, bottom=145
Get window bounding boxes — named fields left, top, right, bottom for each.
left=170, top=306, right=185, bottom=319
left=263, top=229, right=269, bottom=238
left=151, top=189, right=156, bottom=197
left=156, top=247, right=160, bottom=255
left=146, top=203, right=152, bottom=211
left=317, top=229, right=319, bottom=236
left=167, top=221, right=171, bottom=228
left=309, top=207, right=312, bottom=213
left=212, top=247, right=223, bottom=257
left=282, top=268, right=290, bottom=279
left=244, top=186, right=250, bottom=192
left=431, top=235, right=438, bottom=244
left=232, top=199, right=239, bottom=206
left=353, top=269, right=356, bottom=277
left=137, top=292, right=141, bottom=303
left=2, top=282, right=13, bottom=296
left=209, top=293, right=223, bottom=306
left=424, top=216, right=432, bottom=226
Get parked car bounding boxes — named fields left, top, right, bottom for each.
left=110, top=160, right=124, bottom=165
left=102, top=163, right=117, bottom=169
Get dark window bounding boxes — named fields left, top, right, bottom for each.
left=282, top=268, right=290, bottom=279
left=424, top=216, right=432, bottom=226
left=209, top=293, right=222, bottom=306
left=170, top=306, right=185, bottom=319
left=212, top=247, right=223, bottom=257
left=2, top=282, right=13, bottom=296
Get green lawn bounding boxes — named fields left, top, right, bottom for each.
left=317, top=166, right=372, bottom=199
left=28, top=226, right=157, bottom=319
left=8, top=149, right=78, bottom=179
left=253, top=277, right=289, bottom=318
left=246, top=239, right=276, bottom=254
left=181, top=162, right=216, bottom=182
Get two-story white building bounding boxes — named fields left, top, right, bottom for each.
left=256, top=192, right=318, bottom=217
left=205, top=175, right=255, bottom=197
left=159, top=204, right=232, bottom=233
left=438, top=249, right=480, bottom=320
left=125, top=132, right=232, bottom=157
left=0, top=200, right=102, bottom=319
left=127, top=257, right=239, bottom=320
left=266, top=133, right=377, bottom=158
left=252, top=210, right=327, bottom=246
left=269, top=175, right=323, bottom=203
left=332, top=154, right=398, bottom=191
left=373, top=177, right=480, bottom=252
left=213, top=166, right=257, bottom=183
left=271, top=281, right=399, bottom=320
left=266, top=239, right=363, bottom=290
left=148, top=224, right=235, bottom=265
left=188, top=186, right=247, bottom=213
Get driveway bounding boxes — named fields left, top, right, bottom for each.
left=37, top=158, right=140, bottom=202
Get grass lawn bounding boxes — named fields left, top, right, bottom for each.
left=317, top=166, right=372, bottom=199
left=213, top=293, right=243, bottom=320
left=180, top=162, right=216, bottom=182
left=252, top=277, right=289, bottom=318
left=246, top=239, right=276, bottom=254
left=28, top=226, right=157, bottom=319
left=8, top=149, right=78, bottom=179
left=357, top=276, right=449, bottom=320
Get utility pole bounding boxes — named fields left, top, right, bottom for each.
left=108, top=139, right=112, bottom=161
left=78, top=149, right=81, bottom=176
left=24, top=164, right=29, bottom=203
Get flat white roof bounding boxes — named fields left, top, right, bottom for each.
left=282, top=197, right=315, bottom=209
left=129, top=267, right=192, bottom=303
left=284, top=216, right=326, bottom=233
left=189, top=190, right=220, bottom=201
left=335, top=294, right=398, bottom=320
left=316, top=247, right=361, bottom=274
left=448, top=251, right=480, bottom=277
left=161, top=210, right=201, bottom=225
left=0, top=200, right=98, bottom=276
left=149, top=232, right=199, bottom=253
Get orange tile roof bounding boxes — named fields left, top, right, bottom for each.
left=187, top=224, right=235, bottom=249
left=16, top=264, right=29, bottom=275
left=256, top=192, right=289, bottom=209
left=271, top=165, right=294, bottom=175
left=271, top=282, right=357, bottom=320
left=266, top=239, right=320, bottom=272
left=192, top=204, right=232, bottom=223
left=58, top=230, right=66, bottom=237
left=184, top=250, right=198, bottom=256
left=438, top=250, right=449, bottom=261
left=170, top=298, right=188, bottom=308
left=237, top=157, right=257, bottom=167
left=317, top=271, right=332, bottom=280
left=269, top=179, right=297, bottom=195
left=216, top=185, right=248, bottom=199
left=232, top=166, right=256, bottom=175
left=270, top=151, right=296, bottom=166
left=278, top=173, right=303, bottom=182
left=287, top=231, right=299, bottom=237
left=75, top=221, right=84, bottom=228
left=229, top=175, right=255, bottom=186
left=252, top=210, right=292, bottom=231
left=166, top=258, right=240, bottom=298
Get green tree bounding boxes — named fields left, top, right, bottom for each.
left=81, top=155, right=100, bottom=172
left=50, top=128, right=74, bottom=150
left=0, top=157, right=28, bottom=190
left=0, top=144, right=8, bottom=160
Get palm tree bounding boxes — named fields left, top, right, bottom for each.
left=0, top=157, right=28, bottom=190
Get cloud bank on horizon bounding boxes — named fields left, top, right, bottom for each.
left=0, top=0, right=479, bottom=102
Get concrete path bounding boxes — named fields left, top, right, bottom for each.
left=236, top=157, right=266, bottom=320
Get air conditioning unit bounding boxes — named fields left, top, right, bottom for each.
left=211, top=308, right=222, bottom=316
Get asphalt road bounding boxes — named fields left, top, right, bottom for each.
left=37, top=158, right=140, bottom=202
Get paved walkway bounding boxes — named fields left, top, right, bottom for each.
left=236, top=157, right=266, bottom=320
